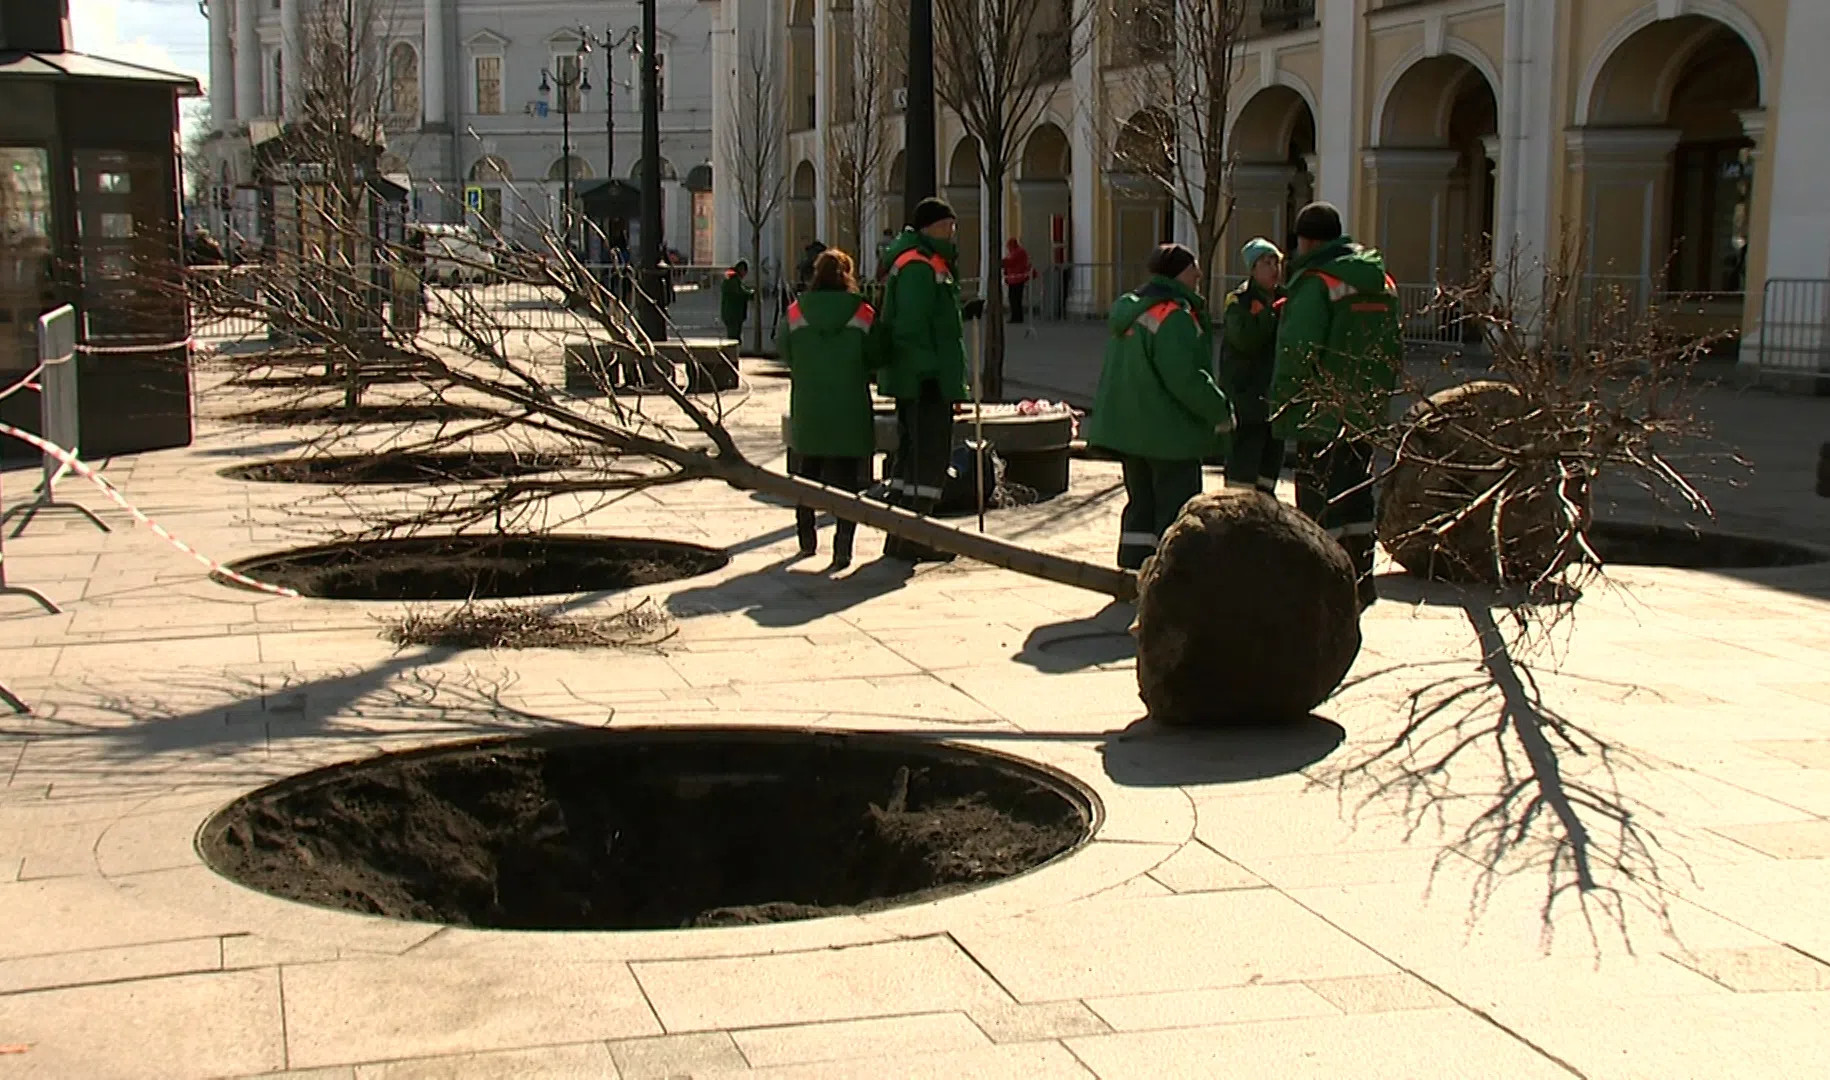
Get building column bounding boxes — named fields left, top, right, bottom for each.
left=811, top=0, right=830, bottom=242
left=1564, top=128, right=1681, bottom=298
left=234, top=0, right=260, bottom=123
left=423, top=0, right=447, bottom=129
left=279, top=0, right=302, bottom=121
left=1316, top=0, right=1358, bottom=215
left=1757, top=3, right=1830, bottom=282
left=208, top=0, right=234, bottom=129
left=1363, top=149, right=1460, bottom=284
left=1066, top=0, right=1098, bottom=314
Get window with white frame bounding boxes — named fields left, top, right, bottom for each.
left=473, top=53, right=503, bottom=115
left=388, top=42, right=420, bottom=119
left=550, top=46, right=584, bottom=113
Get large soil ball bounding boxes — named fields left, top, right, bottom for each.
left=1379, top=380, right=1591, bottom=584
left=1134, top=491, right=1361, bottom=726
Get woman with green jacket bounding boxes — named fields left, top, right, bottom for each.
left=1085, top=244, right=1236, bottom=570
left=781, top=249, right=879, bottom=569
left=1221, top=237, right=1286, bottom=495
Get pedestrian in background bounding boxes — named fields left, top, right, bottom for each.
left=781, top=249, right=879, bottom=569
left=721, top=259, right=754, bottom=344
left=1221, top=237, right=1286, bottom=496
left=1002, top=237, right=1036, bottom=325
left=1086, top=243, right=1235, bottom=570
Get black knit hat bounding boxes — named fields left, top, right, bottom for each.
left=912, top=197, right=957, bottom=231
left=1294, top=202, right=1344, bottom=242
left=1146, top=243, right=1198, bottom=280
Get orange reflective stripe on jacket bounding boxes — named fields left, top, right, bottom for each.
left=845, top=304, right=876, bottom=332
left=1131, top=299, right=1186, bottom=336
left=890, top=248, right=954, bottom=282
left=786, top=301, right=807, bottom=332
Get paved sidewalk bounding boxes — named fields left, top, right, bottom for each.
left=0, top=368, right=1824, bottom=1077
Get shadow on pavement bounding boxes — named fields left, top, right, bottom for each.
left=1099, top=713, right=1347, bottom=789
left=665, top=554, right=915, bottom=628
left=1013, top=599, right=1137, bottom=673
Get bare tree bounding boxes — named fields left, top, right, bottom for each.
left=825, top=8, right=893, bottom=259
left=930, top=0, right=1093, bottom=401
left=1109, top=0, right=1250, bottom=297
left=724, top=33, right=790, bottom=355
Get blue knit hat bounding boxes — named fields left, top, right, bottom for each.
left=1241, top=237, right=1283, bottom=270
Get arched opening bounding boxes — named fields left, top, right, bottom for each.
left=788, top=0, right=816, bottom=132
left=789, top=160, right=818, bottom=277
left=1108, top=111, right=1175, bottom=292
left=1585, top=16, right=1760, bottom=298
left=1369, top=53, right=1499, bottom=286
left=548, top=156, right=593, bottom=183
left=467, top=156, right=511, bottom=232
left=1228, top=84, right=1317, bottom=276
left=388, top=42, right=420, bottom=121
left=1016, top=122, right=1072, bottom=304
left=945, top=137, right=982, bottom=281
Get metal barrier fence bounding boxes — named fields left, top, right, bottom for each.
left=1754, top=278, right=1830, bottom=381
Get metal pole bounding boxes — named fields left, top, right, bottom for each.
left=605, top=69, right=615, bottom=186
left=636, top=0, right=666, bottom=342
left=561, top=87, right=572, bottom=249
left=903, top=0, right=937, bottom=225
left=972, top=315, right=986, bottom=534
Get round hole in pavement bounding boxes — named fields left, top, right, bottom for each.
left=222, top=402, right=498, bottom=426
left=214, top=534, right=728, bottom=600
left=221, top=451, right=578, bottom=486
left=1586, top=521, right=1828, bottom=570
left=197, top=728, right=1097, bottom=930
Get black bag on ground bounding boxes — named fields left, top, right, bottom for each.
left=937, top=440, right=1001, bottom=516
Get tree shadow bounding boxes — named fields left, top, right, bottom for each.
left=1013, top=599, right=1137, bottom=673
left=1374, top=571, right=1582, bottom=609
left=1312, top=601, right=1682, bottom=953
left=665, top=555, right=915, bottom=628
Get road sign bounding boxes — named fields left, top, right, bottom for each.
left=464, top=186, right=484, bottom=212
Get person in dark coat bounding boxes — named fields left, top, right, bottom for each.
left=1221, top=237, right=1286, bottom=496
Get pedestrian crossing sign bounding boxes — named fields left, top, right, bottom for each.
left=464, top=186, right=484, bottom=212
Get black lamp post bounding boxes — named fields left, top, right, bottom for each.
left=538, top=49, right=590, bottom=250
left=904, top=0, right=937, bottom=226
left=579, top=25, right=641, bottom=187
left=636, top=0, right=666, bottom=341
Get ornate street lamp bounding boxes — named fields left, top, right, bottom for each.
left=578, top=24, right=642, bottom=184
left=538, top=48, right=590, bottom=249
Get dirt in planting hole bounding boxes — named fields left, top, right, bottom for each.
left=198, top=736, right=1089, bottom=930
left=224, top=451, right=577, bottom=486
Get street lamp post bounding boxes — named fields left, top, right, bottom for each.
left=904, top=0, right=937, bottom=225
left=538, top=49, right=590, bottom=251
left=636, top=0, right=666, bottom=342
left=579, top=25, right=642, bottom=189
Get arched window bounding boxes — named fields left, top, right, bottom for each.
left=547, top=156, right=593, bottom=183
left=389, top=43, right=420, bottom=119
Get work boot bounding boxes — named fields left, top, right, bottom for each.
left=831, top=523, right=856, bottom=571
left=795, top=508, right=817, bottom=558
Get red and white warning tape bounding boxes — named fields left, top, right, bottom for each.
left=75, top=338, right=197, bottom=356
left=0, top=423, right=299, bottom=598
left=0, top=364, right=44, bottom=403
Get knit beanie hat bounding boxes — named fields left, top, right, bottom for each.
left=1241, top=237, right=1283, bottom=269
left=1294, top=202, right=1344, bottom=242
left=912, top=197, right=957, bottom=231
left=1146, top=242, right=1198, bottom=280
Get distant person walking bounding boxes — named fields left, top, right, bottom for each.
left=1086, top=244, right=1235, bottom=570
left=1221, top=237, right=1286, bottom=496
left=1002, top=237, right=1036, bottom=325
left=1270, top=201, right=1403, bottom=609
left=781, top=249, right=879, bottom=569
left=720, top=260, right=755, bottom=344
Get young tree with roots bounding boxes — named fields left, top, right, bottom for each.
left=929, top=0, right=1093, bottom=401
left=1108, top=0, right=1250, bottom=300
left=722, top=33, right=788, bottom=356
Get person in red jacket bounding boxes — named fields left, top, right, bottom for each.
left=1002, top=237, right=1036, bottom=324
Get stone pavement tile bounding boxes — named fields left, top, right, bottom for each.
left=0, top=875, right=226, bottom=961
left=1303, top=972, right=1455, bottom=1013
left=631, top=936, right=1013, bottom=1033
left=736, top=675, right=1001, bottom=723
left=0, top=936, right=221, bottom=994
left=953, top=890, right=1394, bottom=1002
left=1069, top=1009, right=1572, bottom=1078
left=609, top=1031, right=747, bottom=1078
left=115, top=865, right=442, bottom=958
left=1494, top=990, right=1830, bottom=1080
left=235, top=1069, right=356, bottom=1079
left=1769, top=681, right=1830, bottom=707
left=731, top=1011, right=991, bottom=1067
left=1659, top=857, right=1830, bottom=962
left=1146, top=842, right=1265, bottom=893
left=1746, top=739, right=1830, bottom=769
left=967, top=1000, right=1111, bottom=1043
left=0, top=646, right=60, bottom=679
left=1084, top=982, right=1341, bottom=1032
left=1668, top=945, right=1830, bottom=992
left=701, top=1040, right=1095, bottom=1079
left=940, top=668, right=1145, bottom=729
left=1242, top=847, right=1454, bottom=890
left=281, top=958, right=660, bottom=1069
left=1713, top=819, right=1830, bottom=858
left=407, top=914, right=892, bottom=966
left=0, top=967, right=284, bottom=1079
left=52, top=633, right=264, bottom=674
left=1190, top=789, right=1487, bottom=864
left=353, top=1042, right=618, bottom=1079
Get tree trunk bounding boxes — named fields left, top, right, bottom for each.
left=749, top=226, right=765, bottom=355
left=707, top=456, right=1137, bottom=601
left=981, top=163, right=1007, bottom=403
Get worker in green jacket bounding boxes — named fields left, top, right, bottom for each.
left=878, top=197, right=971, bottom=562
left=720, top=260, right=755, bottom=345
left=781, top=249, right=878, bottom=569
left=1221, top=237, right=1285, bottom=495
left=1086, top=243, right=1236, bottom=571
left=1270, top=202, right=1404, bottom=609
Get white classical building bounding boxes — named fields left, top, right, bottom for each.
left=200, top=0, right=719, bottom=258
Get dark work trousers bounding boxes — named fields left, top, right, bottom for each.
left=884, top=379, right=954, bottom=561
left=723, top=319, right=744, bottom=344
left=1225, top=421, right=1284, bottom=496
left=1007, top=282, right=1027, bottom=324
left=1117, top=457, right=1204, bottom=570
left=791, top=454, right=870, bottom=563
left=1295, top=440, right=1379, bottom=599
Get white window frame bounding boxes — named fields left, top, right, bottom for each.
left=548, top=33, right=587, bottom=115
left=387, top=40, right=421, bottom=120
left=464, top=31, right=510, bottom=119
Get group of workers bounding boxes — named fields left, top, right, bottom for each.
left=730, top=197, right=1400, bottom=607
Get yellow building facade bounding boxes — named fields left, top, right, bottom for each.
left=726, top=0, right=1830, bottom=365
